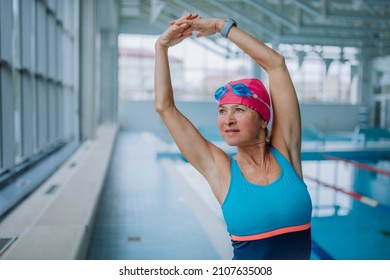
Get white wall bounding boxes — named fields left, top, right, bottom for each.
left=300, top=103, right=360, bottom=132
left=119, top=100, right=360, bottom=139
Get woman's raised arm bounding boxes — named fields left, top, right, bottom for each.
left=154, top=15, right=230, bottom=203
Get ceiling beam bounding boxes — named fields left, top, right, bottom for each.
left=300, top=25, right=390, bottom=37
left=241, top=0, right=299, bottom=32
left=326, top=11, right=390, bottom=23
left=363, top=0, right=390, bottom=5
left=289, top=0, right=322, bottom=18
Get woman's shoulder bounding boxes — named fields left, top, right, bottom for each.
left=270, top=140, right=303, bottom=178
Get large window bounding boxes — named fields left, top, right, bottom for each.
left=0, top=0, right=76, bottom=177
left=281, top=45, right=359, bottom=104
left=118, top=34, right=358, bottom=104
left=119, top=34, right=252, bottom=101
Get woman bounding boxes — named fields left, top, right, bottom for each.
left=154, top=13, right=312, bottom=260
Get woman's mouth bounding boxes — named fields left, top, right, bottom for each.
left=225, top=129, right=240, bottom=135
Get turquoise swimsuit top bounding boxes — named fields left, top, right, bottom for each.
left=221, top=146, right=312, bottom=241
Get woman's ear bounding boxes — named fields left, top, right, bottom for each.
left=261, top=119, right=268, bottom=129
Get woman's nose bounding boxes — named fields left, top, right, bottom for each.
left=225, top=112, right=236, bottom=125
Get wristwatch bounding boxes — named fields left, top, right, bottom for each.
left=220, top=19, right=237, bottom=38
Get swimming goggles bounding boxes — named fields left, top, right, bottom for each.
left=214, top=83, right=270, bottom=109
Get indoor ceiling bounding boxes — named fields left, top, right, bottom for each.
left=118, top=0, right=390, bottom=57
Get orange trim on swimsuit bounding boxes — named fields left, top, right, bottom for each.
left=230, top=222, right=311, bottom=242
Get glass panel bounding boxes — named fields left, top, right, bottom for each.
left=37, top=77, right=47, bottom=149
left=1, top=66, right=14, bottom=168
left=56, top=23, right=63, bottom=82
left=36, top=0, right=47, bottom=76
left=21, top=72, right=33, bottom=158
left=48, top=81, right=56, bottom=143
left=47, top=14, right=56, bottom=79
left=56, top=84, right=63, bottom=139
left=14, top=71, right=22, bottom=163
left=63, top=87, right=73, bottom=139
left=0, top=0, right=13, bottom=63
left=20, top=0, right=33, bottom=70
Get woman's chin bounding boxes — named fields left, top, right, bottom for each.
left=224, top=139, right=238, bottom=146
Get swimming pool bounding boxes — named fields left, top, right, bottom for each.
left=87, top=132, right=390, bottom=260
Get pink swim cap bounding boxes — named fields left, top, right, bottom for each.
left=217, top=78, right=271, bottom=123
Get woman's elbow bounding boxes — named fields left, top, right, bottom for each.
left=155, top=104, right=167, bottom=117
left=271, top=52, right=286, bottom=70
left=154, top=102, right=164, bottom=114
left=260, top=50, right=286, bottom=72
left=154, top=100, right=174, bottom=117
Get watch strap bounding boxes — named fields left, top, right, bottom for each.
left=220, top=19, right=237, bottom=38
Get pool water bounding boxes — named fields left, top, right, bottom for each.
left=303, top=159, right=390, bottom=259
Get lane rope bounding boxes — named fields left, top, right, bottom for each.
left=304, top=175, right=390, bottom=213
left=324, top=155, right=390, bottom=177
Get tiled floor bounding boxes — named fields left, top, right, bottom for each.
left=86, top=131, right=221, bottom=260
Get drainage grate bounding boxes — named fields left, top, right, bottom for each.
left=0, top=237, right=17, bottom=256
left=15, top=179, right=31, bottom=188
left=127, top=236, right=143, bottom=242
left=45, top=184, right=60, bottom=195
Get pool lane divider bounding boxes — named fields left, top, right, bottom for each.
left=304, top=175, right=390, bottom=213
left=324, top=155, right=390, bottom=177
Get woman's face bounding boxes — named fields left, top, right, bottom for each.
left=217, top=104, right=266, bottom=146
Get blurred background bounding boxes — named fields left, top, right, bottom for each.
left=0, top=0, right=389, bottom=260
